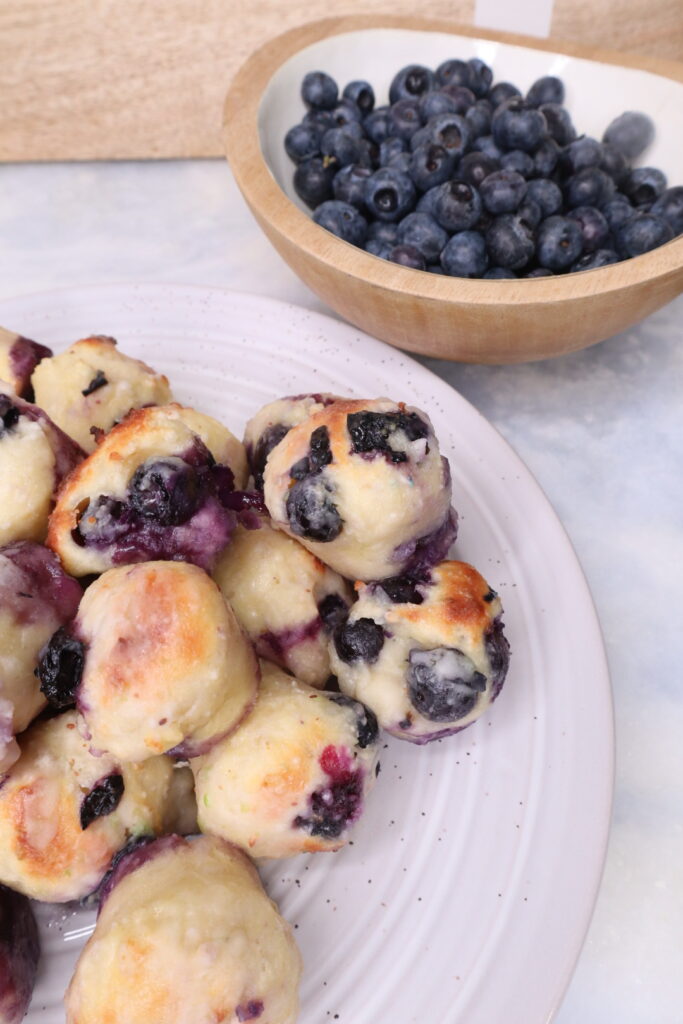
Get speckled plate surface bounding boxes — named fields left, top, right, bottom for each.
left=1, top=284, right=613, bottom=1024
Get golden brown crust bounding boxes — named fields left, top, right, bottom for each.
left=392, top=561, right=493, bottom=633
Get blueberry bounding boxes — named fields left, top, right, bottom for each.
left=492, top=98, right=547, bottom=153
left=0, top=395, right=20, bottom=434
left=622, top=167, right=667, bottom=206
left=363, top=106, right=393, bottom=144
left=564, top=167, right=614, bottom=209
left=526, top=75, right=565, bottom=107
left=313, top=199, right=368, bottom=245
left=441, top=230, right=489, bottom=277
left=332, top=164, right=372, bottom=209
left=37, top=626, right=85, bottom=708
left=409, top=143, right=455, bottom=192
left=284, top=123, right=321, bottom=164
left=615, top=213, right=674, bottom=257
left=428, top=113, right=471, bottom=160
left=81, top=369, right=108, bottom=397
left=407, top=647, right=487, bottom=722
left=293, top=157, right=335, bottom=209
left=389, top=244, right=426, bottom=270
left=379, top=136, right=407, bottom=167
left=599, top=143, right=629, bottom=186
left=290, top=425, right=333, bottom=478
left=428, top=264, right=445, bottom=274
left=439, top=83, right=476, bottom=114
left=567, top=206, right=611, bottom=252
left=328, top=694, right=379, bottom=748
left=320, top=125, right=363, bottom=167
left=602, top=111, right=654, bottom=160
left=538, top=103, right=576, bottom=146
left=416, top=185, right=441, bottom=217
left=525, top=267, right=554, bottom=277
left=365, top=239, right=392, bottom=259
left=459, top=151, right=501, bottom=188
left=559, top=136, right=602, bottom=176
left=317, top=593, right=350, bottom=633
left=74, top=495, right=130, bottom=547
left=378, top=576, right=425, bottom=604
left=483, top=266, right=517, bottom=279
left=436, top=59, right=471, bottom=88
left=499, top=149, right=534, bottom=178
left=334, top=617, right=385, bottom=664
left=467, top=58, right=493, bottom=97
left=385, top=151, right=411, bottom=174
left=484, top=617, right=511, bottom=700
left=343, top=80, right=375, bottom=115
left=303, top=108, right=335, bottom=134
left=570, top=248, right=619, bottom=272
left=387, top=99, right=422, bottom=142
left=286, top=476, right=342, bottom=542
left=347, top=409, right=428, bottom=462
left=129, top=456, right=200, bottom=526
left=434, top=180, right=482, bottom=232
left=531, top=137, right=560, bottom=178
left=250, top=423, right=289, bottom=490
left=302, top=72, right=338, bottom=111
left=397, top=211, right=448, bottom=263
left=389, top=64, right=436, bottom=104
left=474, top=135, right=503, bottom=161
left=80, top=774, right=125, bottom=831
left=602, top=194, right=635, bottom=230
left=516, top=197, right=542, bottom=230
left=526, top=177, right=563, bottom=216
left=408, top=123, right=432, bottom=153
left=486, top=214, right=535, bottom=269
left=651, top=187, right=683, bottom=235
left=295, top=768, right=363, bottom=839
left=367, top=220, right=400, bottom=245
left=536, top=215, right=584, bottom=270
left=329, top=99, right=362, bottom=128
left=236, top=1002, right=265, bottom=1023
left=465, top=99, right=493, bottom=138
left=488, top=81, right=520, bottom=108
left=364, top=167, right=416, bottom=222
left=418, top=90, right=457, bottom=121
left=480, top=169, right=527, bottom=214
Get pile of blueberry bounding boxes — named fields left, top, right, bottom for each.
left=284, top=62, right=683, bottom=278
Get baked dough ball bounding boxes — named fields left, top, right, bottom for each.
left=213, top=516, right=352, bottom=688
left=0, top=326, right=51, bottom=398
left=0, top=710, right=177, bottom=902
left=193, top=661, right=380, bottom=858
left=47, top=404, right=248, bottom=576
left=0, top=541, right=82, bottom=771
left=263, top=398, right=456, bottom=581
left=0, top=884, right=40, bottom=1024
left=330, top=561, right=511, bottom=743
left=41, top=561, right=258, bottom=761
left=31, top=335, right=172, bottom=452
left=0, top=386, right=84, bottom=547
left=244, top=393, right=339, bottom=489
left=65, top=834, right=302, bottom=1024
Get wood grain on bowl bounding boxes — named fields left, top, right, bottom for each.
left=0, top=0, right=681, bottom=161
left=223, top=15, right=683, bottom=363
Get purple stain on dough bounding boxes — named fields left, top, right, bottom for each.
left=392, top=507, right=458, bottom=576
left=236, top=1001, right=264, bottom=1021
left=0, top=541, right=82, bottom=627
left=0, top=884, right=40, bottom=1024
left=1, top=391, right=84, bottom=484
left=8, top=336, right=52, bottom=398
left=256, top=617, right=322, bottom=662
left=486, top=616, right=511, bottom=701
left=96, top=834, right=185, bottom=910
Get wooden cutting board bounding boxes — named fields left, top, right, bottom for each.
left=1, top=0, right=681, bottom=162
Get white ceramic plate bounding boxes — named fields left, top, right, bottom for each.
left=1, top=284, right=613, bottom=1024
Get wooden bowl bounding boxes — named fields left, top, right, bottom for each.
left=224, top=16, right=683, bottom=363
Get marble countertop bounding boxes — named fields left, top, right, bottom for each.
left=1, top=158, right=681, bottom=1023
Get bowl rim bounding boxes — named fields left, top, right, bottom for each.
left=224, top=14, right=683, bottom=308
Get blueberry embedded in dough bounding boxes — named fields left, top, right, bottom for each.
left=0, top=386, right=84, bottom=547
left=47, top=404, right=248, bottom=576
left=31, top=335, right=173, bottom=452
left=74, top=561, right=258, bottom=762
left=64, top=834, right=302, bottom=1024
left=192, top=661, right=380, bottom=858
left=212, top=515, right=352, bottom=688
left=329, top=560, right=511, bottom=743
left=0, top=884, right=40, bottom=1024
left=243, top=392, right=340, bottom=490
left=0, top=540, right=82, bottom=769
left=263, top=398, right=456, bottom=581
left=0, top=710, right=177, bottom=902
